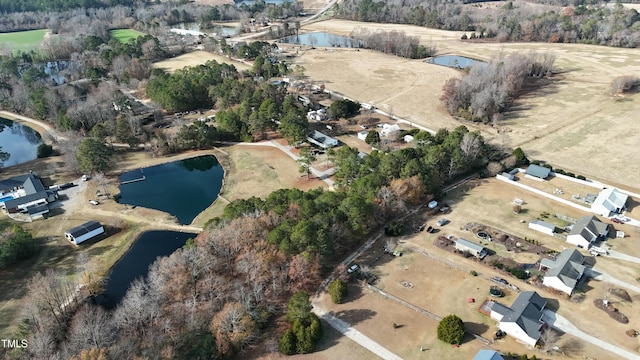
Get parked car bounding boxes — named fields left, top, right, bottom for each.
left=436, top=218, right=449, bottom=226
left=81, top=175, right=90, bottom=181
left=89, top=200, right=99, bottom=205
left=59, top=182, right=74, bottom=190
left=347, top=264, right=360, bottom=274
left=611, top=217, right=623, bottom=224
left=492, top=277, right=509, bottom=286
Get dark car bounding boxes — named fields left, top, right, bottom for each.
left=59, top=182, right=75, bottom=190
left=611, top=217, right=623, bottom=224
left=492, top=277, right=509, bottom=286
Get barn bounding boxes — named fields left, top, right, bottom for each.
left=65, top=221, right=105, bottom=245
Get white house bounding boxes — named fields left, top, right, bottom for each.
left=566, top=215, right=608, bottom=248
left=0, top=174, right=58, bottom=218
left=455, top=238, right=487, bottom=258
left=591, top=187, right=628, bottom=217
left=65, top=221, right=105, bottom=245
left=357, top=130, right=369, bottom=141
left=528, top=220, right=556, bottom=236
left=541, top=249, right=587, bottom=295
left=307, top=130, right=339, bottom=149
left=380, top=123, right=400, bottom=137
left=489, top=291, right=547, bottom=347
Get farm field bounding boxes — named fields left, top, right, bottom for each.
left=109, top=28, right=145, bottom=43
left=299, top=19, right=640, bottom=190
left=0, top=29, right=47, bottom=50
left=154, top=50, right=252, bottom=72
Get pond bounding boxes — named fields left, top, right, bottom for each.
left=279, top=32, right=362, bottom=48
left=117, top=155, right=224, bottom=225
left=426, top=55, right=481, bottom=69
left=0, top=117, right=42, bottom=168
left=175, top=22, right=240, bottom=37
left=97, top=230, right=195, bottom=309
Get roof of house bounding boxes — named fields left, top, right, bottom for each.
left=529, top=220, right=555, bottom=231
left=66, top=221, right=104, bottom=239
left=455, top=238, right=485, bottom=253
left=27, top=204, right=49, bottom=215
left=473, top=350, right=505, bottom=360
left=592, top=187, right=628, bottom=213
left=568, top=215, right=608, bottom=240
left=307, top=130, right=338, bottom=147
left=498, top=291, right=546, bottom=342
left=3, top=191, right=49, bottom=209
left=525, top=164, right=551, bottom=179
left=544, top=249, right=586, bottom=289
left=0, top=174, right=43, bottom=192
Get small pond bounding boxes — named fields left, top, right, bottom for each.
left=175, top=22, right=240, bottom=37
left=97, top=230, right=195, bottom=309
left=0, top=117, right=42, bottom=168
left=426, top=55, right=481, bottom=69
left=117, top=155, right=224, bottom=225
left=279, top=32, right=362, bottom=48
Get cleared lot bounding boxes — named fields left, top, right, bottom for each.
left=154, top=50, right=251, bottom=72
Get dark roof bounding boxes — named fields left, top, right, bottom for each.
left=501, top=291, right=546, bottom=342
left=569, top=215, right=608, bottom=240
left=27, top=204, right=49, bottom=215
left=66, top=221, right=103, bottom=239
left=0, top=173, right=38, bottom=192
left=23, top=175, right=45, bottom=193
left=525, top=164, right=551, bottom=179
left=3, top=191, right=48, bottom=209
left=545, top=249, right=586, bottom=289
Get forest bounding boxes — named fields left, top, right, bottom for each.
left=335, top=0, right=640, bottom=47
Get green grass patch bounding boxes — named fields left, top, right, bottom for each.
left=0, top=29, right=47, bottom=50
left=109, top=28, right=145, bottom=43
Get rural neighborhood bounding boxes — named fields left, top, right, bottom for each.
left=0, top=0, right=640, bottom=360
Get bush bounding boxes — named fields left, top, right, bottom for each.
left=384, top=222, right=404, bottom=236
left=36, top=143, right=53, bottom=158
left=329, top=279, right=348, bottom=304
left=470, top=270, right=478, bottom=276
left=279, top=330, right=296, bottom=355
left=437, top=314, right=465, bottom=344
left=510, top=268, right=528, bottom=279
left=577, top=175, right=586, bottom=180
left=513, top=147, right=529, bottom=166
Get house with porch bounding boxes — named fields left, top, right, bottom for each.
left=488, top=291, right=547, bottom=347
left=541, top=249, right=587, bottom=295
left=566, top=215, right=608, bottom=248
left=591, top=187, right=628, bottom=217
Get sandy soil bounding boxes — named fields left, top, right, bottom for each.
left=154, top=50, right=252, bottom=72
left=299, top=19, right=640, bottom=189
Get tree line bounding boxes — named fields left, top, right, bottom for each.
left=349, top=27, right=436, bottom=59
left=440, top=51, right=556, bottom=123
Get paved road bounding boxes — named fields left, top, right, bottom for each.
left=543, top=309, right=640, bottom=360
left=312, top=304, right=403, bottom=360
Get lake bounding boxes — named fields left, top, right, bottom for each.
left=117, top=155, right=224, bottom=225
left=0, top=117, right=42, bottom=168
left=279, top=32, right=362, bottom=48
left=426, top=55, right=481, bottom=69
left=97, top=230, right=195, bottom=309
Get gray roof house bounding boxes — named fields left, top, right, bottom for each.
left=489, top=291, right=547, bottom=347
left=0, top=174, right=57, bottom=217
left=566, top=215, right=608, bottom=248
left=307, top=130, right=339, bottom=149
left=525, top=164, right=551, bottom=179
left=541, top=249, right=587, bottom=295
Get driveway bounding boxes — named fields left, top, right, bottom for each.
left=543, top=309, right=640, bottom=360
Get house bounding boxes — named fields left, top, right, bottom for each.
left=473, top=350, right=505, bottom=360
left=455, top=238, right=487, bottom=259
left=566, top=215, right=609, bottom=248
left=380, top=123, right=400, bottom=137
left=489, top=291, right=547, bottom=347
left=0, top=174, right=58, bottom=217
left=591, top=187, right=628, bottom=217
left=528, top=220, right=556, bottom=236
left=65, top=221, right=105, bottom=245
left=525, top=164, right=551, bottom=179
left=541, top=249, right=587, bottom=295
left=357, top=130, right=369, bottom=141
left=307, top=130, right=339, bottom=149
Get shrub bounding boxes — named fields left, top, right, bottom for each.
left=496, top=263, right=504, bottom=270
left=470, top=270, right=478, bottom=276
left=577, top=175, right=586, bottom=180
left=510, top=268, right=528, bottom=279
left=328, top=279, right=348, bottom=304
left=461, top=34, right=468, bottom=40
left=36, top=143, right=53, bottom=158
left=279, top=329, right=296, bottom=355
left=513, top=147, right=529, bottom=166
left=384, top=222, right=404, bottom=236
left=437, top=314, right=465, bottom=344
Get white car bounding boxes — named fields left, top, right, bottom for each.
left=347, top=264, right=360, bottom=274
left=436, top=218, right=449, bottom=226
left=89, top=200, right=99, bottom=205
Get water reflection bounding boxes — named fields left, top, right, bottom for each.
left=0, top=117, right=42, bottom=168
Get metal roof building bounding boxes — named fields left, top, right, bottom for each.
left=65, top=221, right=105, bottom=245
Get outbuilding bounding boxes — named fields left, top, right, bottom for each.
left=525, top=164, right=551, bottom=180
left=528, top=220, right=556, bottom=236
left=455, top=238, right=487, bottom=259
left=65, top=221, right=105, bottom=245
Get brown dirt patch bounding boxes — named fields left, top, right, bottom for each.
left=153, top=50, right=251, bottom=72
left=594, top=298, right=629, bottom=324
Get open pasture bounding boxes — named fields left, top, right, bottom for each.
left=109, top=28, right=145, bottom=43
left=0, top=29, right=47, bottom=50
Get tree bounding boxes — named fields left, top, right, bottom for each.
left=36, top=143, right=53, bottom=158
left=77, top=138, right=113, bottom=173
left=437, top=314, right=465, bottom=344
left=298, top=147, right=316, bottom=179
left=328, top=279, right=348, bottom=304
left=279, top=329, right=296, bottom=355
left=365, top=130, right=380, bottom=146
left=513, top=147, right=529, bottom=166
left=286, top=290, right=312, bottom=323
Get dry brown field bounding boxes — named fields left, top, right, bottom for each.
left=299, top=19, right=640, bottom=190
left=154, top=50, right=251, bottom=72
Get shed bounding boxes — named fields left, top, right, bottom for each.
left=357, top=130, right=369, bottom=141
left=455, top=238, right=487, bottom=258
left=525, top=164, right=551, bottom=179
left=65, top=221, right=105, bottom=245
left=528, top=220, right=556, bottom=236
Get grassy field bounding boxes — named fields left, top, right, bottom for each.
left=0, top=29, right=47, bottom=50
left=299, top=19, right=640, bottom=190
left=154, top=50, right=252, bottom=73
left=109, top=28, right=145, bottom=43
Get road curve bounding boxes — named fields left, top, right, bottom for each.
left=313, top=304, right=403, bottom=360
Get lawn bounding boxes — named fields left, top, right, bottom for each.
left=109, top=28, right=145, bottom=43
left=0, top=29, right=47, bottom=50
left=154, top=50, right=252, bottom=73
